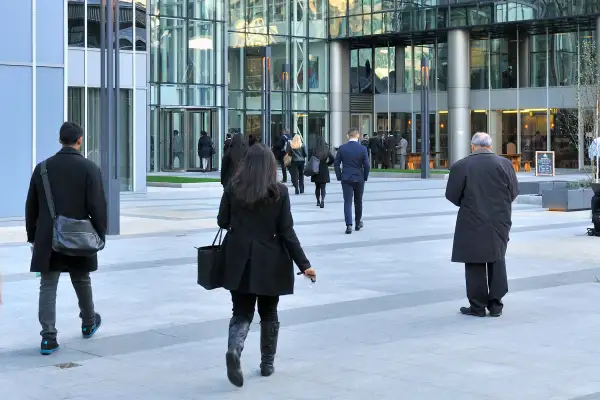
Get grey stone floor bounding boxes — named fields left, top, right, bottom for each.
left=1, top=177, right=600, bottom=400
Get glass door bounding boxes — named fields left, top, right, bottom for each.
left=158, top=108, right=185, bottom=171
left=351, top=113, right=373, bottom=137
left=186, top=110, right=213, bottom=171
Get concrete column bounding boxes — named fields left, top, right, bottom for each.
left=330, top=41, right=350, bottom=149
left=448, top=29, right=471, bottom=164
left=395, top=46, right=405, bottom=92
left=519, top=35, right=530, bottom=88
left=488, top=111, right=503, bottom=153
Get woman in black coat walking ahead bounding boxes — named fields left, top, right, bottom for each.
left=217, top=144, right=316, bottom=388
left=220, top=135, right=247, bottom=187
left=310, top=136, right=335, bottom=208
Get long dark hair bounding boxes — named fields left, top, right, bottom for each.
left=313, top=136, right=330, bottom=160
left=226, top=134, right=247, bottom=164
left=230, top=144, right=280, bottom=206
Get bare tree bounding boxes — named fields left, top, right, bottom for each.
left=560, top=39, right=600, bottom=180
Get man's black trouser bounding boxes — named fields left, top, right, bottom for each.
left=464, top=259, right=508, bottom=313
left=279, top=158, right=288, bottom=182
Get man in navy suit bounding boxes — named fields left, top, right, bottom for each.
left=334, top=128, right=371, bottom=234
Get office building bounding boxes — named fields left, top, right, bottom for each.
left=149, top=1, right=600, bottom=173
left=0, top=1, right=147, bottom=218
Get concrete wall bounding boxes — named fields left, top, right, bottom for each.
left=0, top=1, right=65, bottom=218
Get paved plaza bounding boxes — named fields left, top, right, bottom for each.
left=1, top=176, right=600, bottom=399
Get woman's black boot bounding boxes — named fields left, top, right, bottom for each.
left=226, top=316, right=251, bottom=387
left=259, top=321, right=280, bottom=377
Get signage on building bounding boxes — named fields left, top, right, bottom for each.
left=535, top=151, right=555, bottom=177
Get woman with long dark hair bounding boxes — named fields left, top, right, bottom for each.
left=217, top=144, right=316, bottom=388
left=220, top=134, right=247, bottom=187
left=310, top=136, right=335, bottom=208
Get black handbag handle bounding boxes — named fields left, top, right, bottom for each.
left=212, top=228, right=223, bottom=246
left=40, top=161, right=57, bottom=220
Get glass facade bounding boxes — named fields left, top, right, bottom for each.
left=66, top=0, right=146, bottom=191
left=370, top=25, right=599, bottom=169
left=329, top=1, right=600, bottom=38
left=227, top=0, right=330, bottom=154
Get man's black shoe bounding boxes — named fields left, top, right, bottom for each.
left=355, top=221, right=364, bottom=231
left=488, top=309, right=502, bottom=317
left=460, top=307, right=485, bottom=317
left=40, top=338, right=59, bottom=355
left=82, top=313, right=102, bottom=338
left=345, top=226, right=353, bottom=234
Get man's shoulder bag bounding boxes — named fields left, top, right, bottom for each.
left=40, top=161, right=105, bottom=257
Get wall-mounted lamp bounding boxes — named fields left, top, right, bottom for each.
left=440, top=123, right=444, bottom=129
left=408, top=120, right=412, bottom=125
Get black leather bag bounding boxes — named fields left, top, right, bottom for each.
left=197, top=229, right=224, bottom=290
left=303, top=156, right=320, bottom=177
left=40, top=161, right=105, bottom=257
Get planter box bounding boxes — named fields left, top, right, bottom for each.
left=519, top=181, right=568, bottom=195
left=541, top=188, right=594, bottom=211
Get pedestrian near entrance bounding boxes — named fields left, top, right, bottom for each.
left=197, top=131, right=213, bottom=172
left=286, top=134, right=307, bottom=195
left=399, top=135, right=408, bottom=169
left=334, top=128, right=370, bottom=234
left=445, top=132, right=518, bottom=318
left=310, top=136, right=335, bottom=208
left=217, top=144, right=315, bottom=387
left=25, top=122, right=107, bottom=355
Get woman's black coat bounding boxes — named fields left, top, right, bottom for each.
left=25, top=148, right=108, bottom=273
left=311, top=151, right=335, bottom=184
left=220, top=148, right=245, bottom=187
left=217, top=184, right=311, bottom=296
left=197, top=135, right=213, bottom=158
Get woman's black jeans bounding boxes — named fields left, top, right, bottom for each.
left=231, top=291, right=279, bottom=322
left=289, top=161, right=305, bottom=192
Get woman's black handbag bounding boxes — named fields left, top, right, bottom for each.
left=304, top=156, right=320, bottom=177
left=196, top=229, right=224, bottom=290
left=40, top=161, right=105, bottom=257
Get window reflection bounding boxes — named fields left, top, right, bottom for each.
left=549, top=32, right=577, bottom=86
left=530, top=34, right=547, bottom=87
left=68, top=0, right=85, bottom=47
left=77, top=0, right=147, bottom=50
left=350, top=48, right=373, bottom=94
left=490, top=38, right=517, bottom=89
left=471, top=39, right=489, bottom=90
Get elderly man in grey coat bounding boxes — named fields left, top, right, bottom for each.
left=445, top=132, right=519, bottom=317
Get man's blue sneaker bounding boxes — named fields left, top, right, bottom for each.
left=82, top=313, right=102, bottom=339
left=40, top=338, right=59, bottom=355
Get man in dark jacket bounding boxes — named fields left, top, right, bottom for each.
left=368, top=132, right=381, bottom=169
left=445, top=132, right=518, bottom=318
left=385, top=132, right=397, bottom=168
left=26, top=122, right=107, bottom=355
left=334, top=128, right=371, bottom=234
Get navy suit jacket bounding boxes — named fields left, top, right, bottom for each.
left=334, top=140, right=370, bottom=183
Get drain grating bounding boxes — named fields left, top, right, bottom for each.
left=54, top=362, right=81, bottom=369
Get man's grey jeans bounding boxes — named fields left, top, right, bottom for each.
left=39, top=270, right=96, bottom=339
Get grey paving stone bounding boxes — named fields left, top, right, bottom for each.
left=0, top=177, right=598, bottom=399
